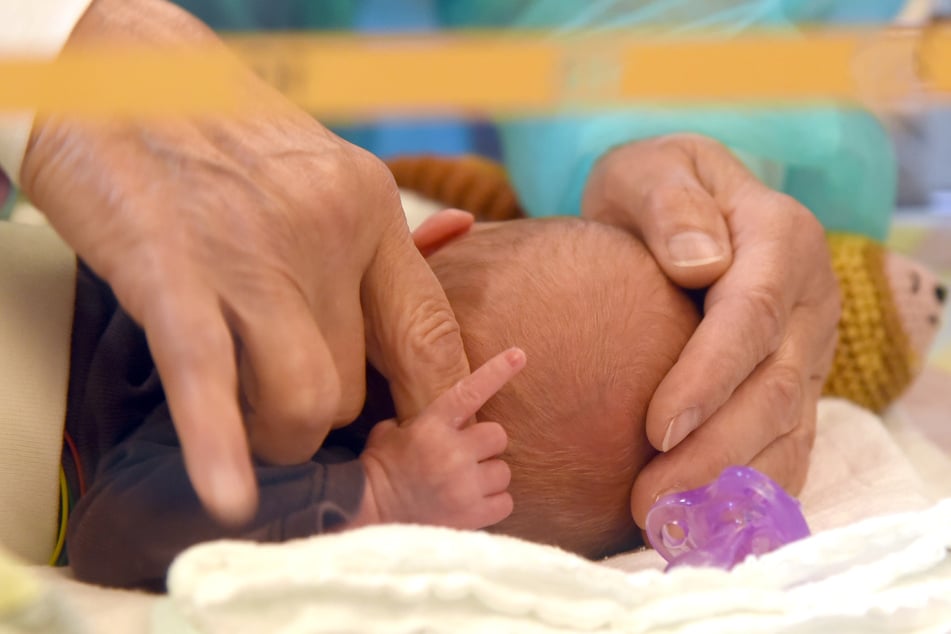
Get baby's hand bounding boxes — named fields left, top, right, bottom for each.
left=358, top=348, right=526, bottom=530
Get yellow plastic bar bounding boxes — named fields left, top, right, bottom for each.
left=0, top=27, right=947, bottom=118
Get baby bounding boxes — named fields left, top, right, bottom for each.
left=64, top=213, right=699, bottom=590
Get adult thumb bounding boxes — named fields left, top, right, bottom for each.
left=362, top=222, right=472, bottom=421
left=634, top=182, right=733, bottom=290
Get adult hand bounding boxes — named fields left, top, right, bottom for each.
left=20, top=0, right=471, bottom=524
left=581, top=134, right=841, bottom=527
left=357, top=347, right=525, bottom=529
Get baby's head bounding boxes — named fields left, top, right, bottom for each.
left=423, top=214, right=699, bottom=558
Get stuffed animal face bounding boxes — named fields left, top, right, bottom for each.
left=885, top=252, right=947, bottom=360
left=824, top=234, right=945, bottom=412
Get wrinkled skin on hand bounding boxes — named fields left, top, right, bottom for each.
left=357, top=348, right=526, bottom=529
left=20, top=0, right=471, bottom=524
left=582, top=134, right=840, bottom=528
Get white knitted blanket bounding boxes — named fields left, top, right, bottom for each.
left=148, top=399, right=951, bottom=634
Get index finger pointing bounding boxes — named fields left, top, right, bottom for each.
left=142, top=282, right=258, bottom=525
left=422, top=347, right=526, bottom=427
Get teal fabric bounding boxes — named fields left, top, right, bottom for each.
left=171, top=0, right=904, bottom=239
left=486, top=1, right=900, bottom=240
left=0, top=191, right=15, bottom=221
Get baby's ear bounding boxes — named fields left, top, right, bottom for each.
left=412, top=209, right=475, bottom=257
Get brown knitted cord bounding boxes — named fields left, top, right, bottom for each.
left=822, top=234, right=913, bottom=413
left=386, top=155, right=526, bottom=222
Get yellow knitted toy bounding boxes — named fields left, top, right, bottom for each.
left=387, top=155, right=947, bottom=413
left=824, top=233, right=945, bottom=412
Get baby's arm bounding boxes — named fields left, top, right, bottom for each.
left=67, top=401, right=368, bottom=590
left=68, top=348, right=524, bottom=591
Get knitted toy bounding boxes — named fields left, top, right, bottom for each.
left=387, top=155, right=947, bottom=413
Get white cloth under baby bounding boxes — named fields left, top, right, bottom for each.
left=156, top=399, right=951, bottom=634
left=158, top=500, right=951, bottom=634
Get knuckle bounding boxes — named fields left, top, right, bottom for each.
left=334, top=393, right=366, bottom=427
left=440, top=445, right=469, bottom=472
left=777, top=198, right=830, bottom=263
left=312, top=158, right=362, bottom=233
left=675, top=132, right=720, bottom=149
left=347, top=145, right=402, bottom=215
left=781, top=430, right=814, bottom=494
left=286, top=144, right=399, bottom=243
left=786, top=200, right=824, bottom=240
left=447, top=379, right=483, bottom=413
left=703, top=446, right=741, bottom=480
left=284, top=355, right=343, bottom=417
left=645, top=183, right=693, bottom=215
left=743, top=284, right=786, bottom=353
left=404, top=299, right=466, bottom=374
left=441, top=480, right=473, bottom=510
left=251, top=381, right=341, bottom=439
left=764, top=365, right=804, bottom=431
left=331, top=373, right=367, bottom=425
left=268, top=387, right=335, bottom=436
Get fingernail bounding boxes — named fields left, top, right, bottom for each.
left=504, top=347, right=526, bottom=368
left=661, top=407, right=701, bottom=451
left=207, top=461, right=257, bottom=526
left=666, top=232, right=725, bottom=267
left=653, top=486, right=685, bottom=504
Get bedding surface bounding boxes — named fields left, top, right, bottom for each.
left=18, top=395, right=951, bottom=633
left=6, top=211, right=951, bottom=633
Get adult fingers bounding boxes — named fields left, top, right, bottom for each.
left=231, top=289, right=345, bottom=465
left=141, top=278, right=257, bottom=525
left=626, top=179, right=733, bottom=289
left=748, top=408, right=817, bottom=497
left=418, top=348, right=526, bottom=429
left=631, top=302, right=834, bottom=525
left=363, top=221, right=473, bottom=421
left=632, top=360, right=801, bottom=525
left=645, top=203, right=827, bottom=452
left=581, top=137, right=733, bottom=289
left=750, top=327, right=833, bottom=495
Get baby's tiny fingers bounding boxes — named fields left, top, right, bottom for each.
left=422, top=348, right=526, bottom=428
left=477, top=491, right=515, bottom=528
left=466, top=421, right=509, bottom=461
left=478, top=458, right=512, bottom=496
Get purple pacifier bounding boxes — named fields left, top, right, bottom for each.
left=645, top=465, right=810, bottom=571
